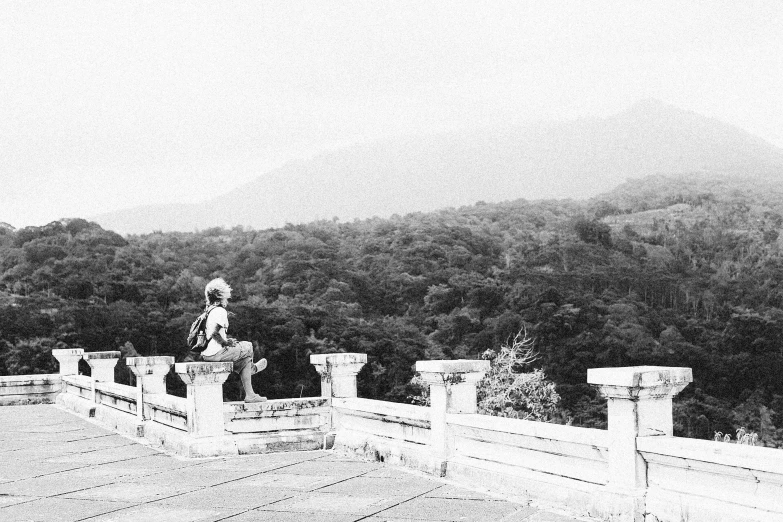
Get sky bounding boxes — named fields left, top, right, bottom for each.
left=1, top=1, right=782, bottom=228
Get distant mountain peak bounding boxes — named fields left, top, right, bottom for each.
left=93, top=102, right=783, bottom=234
left=616, top=98, right=694, bottom=120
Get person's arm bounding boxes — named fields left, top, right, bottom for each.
left=212, top=325, right=237, bottom=347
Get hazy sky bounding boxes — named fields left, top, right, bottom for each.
left=2, top=1, right=782, bottom=228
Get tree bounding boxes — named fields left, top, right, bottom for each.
left=408, top=330, right=565, bottom=423
left=573, top=218, right=612, bottom=247
left=477, top=330, right=564, bottom=422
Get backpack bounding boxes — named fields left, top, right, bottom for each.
left=186, top=305, right=220, bottom=353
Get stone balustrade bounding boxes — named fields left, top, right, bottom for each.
left=52, top=348, right=85, bottom=376
left=588, top=365, right=693, bottom=516
left=174, top=362, right=233, bottom=438
left=311, top=352, right=367, bottom=398
left=127, top=356, right=174, bottom=422
left=0, top=351, right=779, bottom=521
left=415, top=359, right=490, bottom=472
left=83, top=351, right=121, bottom=402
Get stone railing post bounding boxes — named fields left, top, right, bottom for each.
left=415, top=359, right=490, bottom=475
left=588, top=366, right=692, bottom=517
left=84, top=351, right=121, bottom=403
left=310, top=353, right=367, bottom=398
left=52, top=348, right=84, bottom=376
left=127, top=356, right=174, bottom=421
left=174, top=362, right=232, bottom=438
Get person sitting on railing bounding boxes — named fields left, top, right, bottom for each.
left=200, top=277, right=268, bottom=403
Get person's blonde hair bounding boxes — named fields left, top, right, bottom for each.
left=205, top=278, right=232, bottom=305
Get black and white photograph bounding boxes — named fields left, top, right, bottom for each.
left=1, top=2, right=781, bottom=521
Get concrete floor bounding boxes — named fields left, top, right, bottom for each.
left=0, top=405, right=592, bottom=522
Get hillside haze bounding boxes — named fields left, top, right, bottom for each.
left=94, top=100, right=783, bottom=234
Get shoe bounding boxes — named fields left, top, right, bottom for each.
left=244, top=394, right=267, bottom=403
left=253, top=358, right=268, bottom=373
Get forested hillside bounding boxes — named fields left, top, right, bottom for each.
left=2, top=173, right=783, bottom=446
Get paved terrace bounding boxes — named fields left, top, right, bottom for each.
left=0, top=405, right=590, bottom=522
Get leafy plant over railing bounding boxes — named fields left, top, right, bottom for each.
left=713, top=426, right=759, bottom=445
left=475, top=329, right=563, bottom=422
left=409, top=329, right=565, bottom=423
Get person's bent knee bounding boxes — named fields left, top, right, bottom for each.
left=237, top=341, right=253, bottom=360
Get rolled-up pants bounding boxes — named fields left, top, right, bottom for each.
left=202, top=341, right=255, bottom=375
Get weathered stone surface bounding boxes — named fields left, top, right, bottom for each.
left=0, top=374, right=61, bottom=405
left=127, top=356, right=174, bottom=395
left=0, top=497, right=136, bottom=522
left=52, top=348, right=84, bottom=376
left=374, top=496, right=522, bottom=521
left=174, top=362, right=233, bottom=383
left=62, top=482, right=200, bottom=503
left=224, top=397, right=330, bottom=434
left=319, top=475, right=442, bottom=497
left=84, top=351, right=121, bottom=385
left=228, top=511, right=358, bottom=522
left=309, top=352, right=367, bottom=365
left=0, top=405, right=589, bottom=522
left=415, top=359, right=490, bottom=376
left=260, top=490, right=403, bottom=515
left=229, top=471, right=343, bottom=491
left=310, top=352, right=367, bottom=398
left=83, top=351, right=122, bottom=360
left=174, top=362, right=232, bottom=438
left=86, top=504, right=243, bottom=522
left=587, top=365, right=692, bottom=398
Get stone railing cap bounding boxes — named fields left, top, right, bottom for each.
left=415, top=359, right=490, bottom=374
left=174, top=362, right=233, bottom=375
left=51, top=348, right=84, bottom=356
left=587, top=366, right=693, bottom=388
left=310, top=353, right=367, bottom=365
left=83, top=351, right=122, bottom=360
left=126, top=356, right=175, bottom=366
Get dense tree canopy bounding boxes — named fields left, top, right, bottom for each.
left=2, top=173, right=783, bottom=446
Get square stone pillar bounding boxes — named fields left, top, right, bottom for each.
left=175, top=362, right=232, bottom=438
left=84, top=351, right=121, bottom=403
left=127, top=356, right=174, bottom=420
left=52, top=348, right=84, bottom=376
left=310, top=353, right=367, bottom=398
left=415, top=359, right=490, bottom=475
left=83, top=351, right=121, bottom=382
left=588, top=366, right=692, bottom=519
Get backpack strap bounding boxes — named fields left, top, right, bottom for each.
left=202, top=304, right=223, bottom=341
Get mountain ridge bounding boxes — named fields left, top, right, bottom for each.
left=93, top=100, right=783, bottom=235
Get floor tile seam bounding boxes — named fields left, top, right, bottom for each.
left=115, top=459, right=252, bottom=483
left=350, top=484, right=446, bottom=522
left=0, top=441, right=155, bottom=465
left=258, top=491, right=308, bottom=508
left=5, top=425, right=91, bottom=437
left=51, top=487, right=145, bottom=501
left=210, top=506, right=262, bottom=522
left=127, top=470, right=266, bottom=490
left=13, top=440, right=140, bottom=459
left=499, top=507, right=536, bottom=521
left=2, top=463, right=89, bottom=482
left=3, top=426, right=87, bottom=432
left=5, top=452, right=167, bottom=482
left=63, top=485, right=210, bottom=509
left=163, top=449, right=326, bottom=470
left=308, top=468, right=374, bottom=492
left=0, top=494, right=43, bottom=509
left=73, top=500, right=156, bottom=522
left=42, top=469, right=211, bottom=500
left=202, top=452, right=334, bottom=481
left=57, top=433, right=133, bottom=446
left=400, top=468, right=531, bottom=505
left=151, top=491, right=304, bottom=512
